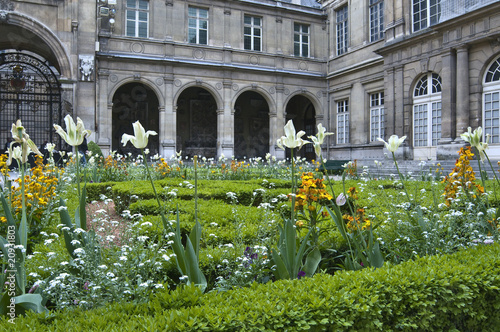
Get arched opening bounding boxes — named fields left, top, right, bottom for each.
left=176, top=87, right=217, bottom=158
left=285, top=95, right=316, bottom=160
left=0, top=51, right=62, bottom=150
left=112, top=83, right=160, bottom=155
left=412, top=72, right=442, bottom=160
left=483, top=56, right=500, bottom=143
left=234, top=91, right=269, bottom=159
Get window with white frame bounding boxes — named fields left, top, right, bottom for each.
left=188, top=6, right=208, bottom=45
left=244, top=15, right=262, bottom=52
left=369, top=0, right=384, bottom=42
left=294, top=23, right=310, bottom=57
left=413, top=73, right=442, bottom=147
left=483, top=57, right=500, bottom=143
left=412, top=0, right=441, bottom=32
left=337, top=99, right=349, bottom=144
left=126, top=0, right=149, bottom=38
left=370, top=92, right=385, bottom=141
left=336, top=6, right=348, bottom=56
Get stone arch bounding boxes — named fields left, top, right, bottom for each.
left=232, top=86, right=276, bottom=115
left=481, top=53, right=500, bottom=85
left=111, top=81, right=161, bottom=155
left=284, top=91, right=321, bottom=160
left=108, top=77, right=164, bottom=109
left=233, top=90, right=271, bottom=159
left=174, top=83, right=219, bottom=158
left=0, top=11, right=72, bottom=79
left=283, top=90, right=322, bottom=120
left=173, top=81, right=223, bottom=111
left=481, top=53, right=500, bottom=145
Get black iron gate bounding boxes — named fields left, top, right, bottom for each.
left=0, top=52, right=62, bottom=152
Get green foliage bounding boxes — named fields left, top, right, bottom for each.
left=4, top=244, right=500, bottom=330
left=85, top=182, right=115, bottom=202
left=0, top=192, right=48, bottom=315
left=112, top=179, right=292, bottom=213
left=87, top=141, right=103, bottom=158
left=271, top=218, right=321, bottom=280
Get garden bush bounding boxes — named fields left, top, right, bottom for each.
left=5, top=243, right=499, bottom=331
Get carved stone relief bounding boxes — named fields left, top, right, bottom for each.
left=79, top=55, right=94, bottom=81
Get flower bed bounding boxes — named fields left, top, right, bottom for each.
left=1, top=119, right=499, bottom=329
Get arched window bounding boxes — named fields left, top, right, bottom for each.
left=483, top=57, right=500, bottom=143
left=413, top=73, right=442, bottom=147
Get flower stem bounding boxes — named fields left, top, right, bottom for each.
left=290, top=148, right=296, bottom=223
left=392, top=152, right=411, bottom=205
left=75, top=148, right=81, bottom=198
left=194, top=155, right=198, bottom=223
left=142, top=149, right=172, bottom=232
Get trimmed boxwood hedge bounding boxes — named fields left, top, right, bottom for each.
left=5, top=243, right=500, bottom=331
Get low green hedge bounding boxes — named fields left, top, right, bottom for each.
left=6, top=243, right=500, bottom=331
left=112, top=179, right=292, bottom=213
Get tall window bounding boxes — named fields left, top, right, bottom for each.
left=244, top=15, right=262, bottom=51
left=483, top=57, right=500, bottom=143
left=294, top=23, right=310, bottom=57
left=188, top=6, right=208, bottom=45
left=413, top=73, right=442, bottom=147
left=126, top=0, right=149, bottom=38
left=336, top=6, right=348, bottom=56
left=369, top=0, right=384, bottom=42
left=337, top=99, right=349, bottom=144
left=370, top=92, right=385, bottom=141
left=413, top=0, right=441, bottom=32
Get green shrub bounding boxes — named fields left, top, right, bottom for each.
left=6, top=244, right=500, bottom=331
left=85, top=182, right=115, bottom=202
left=87, top=141, right=103, bottom=158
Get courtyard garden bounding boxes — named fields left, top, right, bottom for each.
left=0, top=117, right=499, bottom=331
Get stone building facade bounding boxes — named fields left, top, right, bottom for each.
left=1, top=0, right=500, bottom=161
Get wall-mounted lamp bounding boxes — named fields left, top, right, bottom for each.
left=109, top=18, right=115, bottom=31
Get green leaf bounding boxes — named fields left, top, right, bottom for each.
left=13, top=294, right=47, bottom=315
left=326, top=205, right=348, bottom=242
left=294, top=229, right=312, bottom=278
left=303, top=247, right=321, bottom=277
left=0, top=193, right=18, bottom=239
left=184, top=237, right=206, bottom=292
left=271, top=249, right=290, bottom=280
left=19, top=210, right=27, bottom=255
left=0, top=292, right=10, bottom=316
left=172, top=212, right=187, bottom=276
left=58, top=198, right=79, bottom=259
left=283, top=219, right=296, bottom=273
left=189, top=219, right=202, bottom=259
left=369, top=241, right=384, bottom=268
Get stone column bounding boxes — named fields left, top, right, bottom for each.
left=219, top=80, right=234, bottom=158
left=437, top=49, right=458, bottom=159
left=394, top=66, right=408, bottom=159
left=274, top=84, right=286, bottom=160
left=384, top=67, right=396, bottom=139
left=394, top=66, right=404, bottom=136
left=350, top=82, right=365, bottom=144
left=439, top=49, right=455, bottom=144
left=162, top=75, right=176, bottom=158
left=96, top=69, right=111, bottom=155
left=455, top=46, right=470, bottom=140
left=216, top=108, right=228, bottom=158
